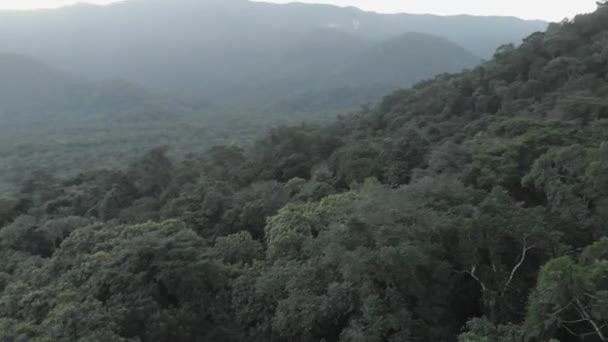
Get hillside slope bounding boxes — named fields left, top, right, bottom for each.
left=271, top=32, right=482, bottom=111
left=241, top=32, right=482, bottom=111
left=330, top=32, right=482, bottom=86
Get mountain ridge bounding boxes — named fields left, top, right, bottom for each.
left=0, top=0, right=546, bottom=109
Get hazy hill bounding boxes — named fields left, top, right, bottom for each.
left=0, top=54, right=80, bottom=120
left=272, top=32, right=482, bottom=112
left=330, top=32, right=482, bottom=87
left=0, top=0, right=546, bottom=108
left=0, top=54, right=189, bottom=124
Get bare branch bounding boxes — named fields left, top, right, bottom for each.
left=562, top=321, right=603, bottom=338
left=550, top=299, right=575, bottom=316
left=503, top=237, right=532, bottom=292
left=574, top=299, right=608, bottom=341
left=561, top=324, right=599, bottom=339
left=460, top=265, right=487, bottom=291
left=560, top=318, right=590, bottom=324
left=584, top=292, right=599, bottom=300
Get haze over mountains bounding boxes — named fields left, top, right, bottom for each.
left=0, top=0, right=547, bottom=112
left=0, top=54, right=189, bottom=124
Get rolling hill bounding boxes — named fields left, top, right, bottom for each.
left=272, top=32, right=482, bottom=111
left=0, top=54, right=189, bottom=124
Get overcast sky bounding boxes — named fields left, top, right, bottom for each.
left=0, top=0, right=598, bottom=21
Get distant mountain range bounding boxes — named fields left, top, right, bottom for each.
left=0, top=0, right=547, bottom=111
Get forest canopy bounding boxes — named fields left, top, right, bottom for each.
left=1, top=3, right=608, bottom=342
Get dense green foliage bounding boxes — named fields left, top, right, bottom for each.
left=0, top=53, right=341, bottom=195
left=2, top=5, right=608, bottom=342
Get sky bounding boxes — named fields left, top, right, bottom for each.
left=0, top=0, right=599, bottom=21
